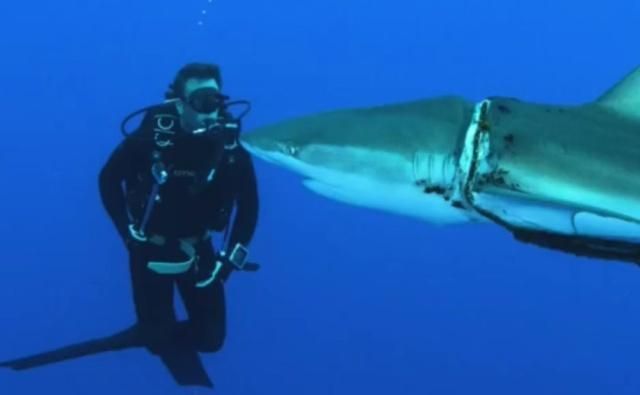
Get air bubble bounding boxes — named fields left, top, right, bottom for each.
left=196, top=0, right=214, bottom=27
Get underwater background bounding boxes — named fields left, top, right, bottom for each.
left=1, top=0, right=639, bottom=393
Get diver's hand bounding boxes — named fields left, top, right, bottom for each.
left=195, top=253, right=233, bottom=288
left=124, top=224, right=164, bottom=251
left=128, top=224, right=147, bottom=243
left=195, top=249, right=260, bottom=288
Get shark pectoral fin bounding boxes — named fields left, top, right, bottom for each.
left=473, top=189, right=640, bottom=241
left=471, top=189, right=640, bottom=263
left=595, top=65, right=640, bottom=121
left=573, top=212, right=640, bottom=241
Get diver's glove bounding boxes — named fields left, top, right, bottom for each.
left=195, top=243, right=260, bottom=288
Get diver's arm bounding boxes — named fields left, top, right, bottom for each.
left=196, top=149, right=259, bottom=286
left=98, top=141, right=132, bottom=244
left=226, top=149, right=259, bottom=250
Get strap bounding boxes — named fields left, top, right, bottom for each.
left=133, top=153, right=170, bottom=236
left=137, top=183, right=160, bottom=236
left=147, top=258, right=195, bottom=275
left=146, top=239, right=198, bottom=275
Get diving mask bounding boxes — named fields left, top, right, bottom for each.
left=186, top=87, right=226, bottom=114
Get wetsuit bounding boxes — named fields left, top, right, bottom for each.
left=98, top=104, right=259, bottom=353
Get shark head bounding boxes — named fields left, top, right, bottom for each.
left=240, top=96, right=483, bottom=224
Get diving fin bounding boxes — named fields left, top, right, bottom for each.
left=157, top=346, right=214, bottom=388
left=0, top=325, right=142, bottom=370
left=0, top=323, right=215, bottom=388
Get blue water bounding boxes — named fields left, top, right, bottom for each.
left=1, top=0, right=639, bottom=393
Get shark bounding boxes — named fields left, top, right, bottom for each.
left=240, top=65, right=640, bottom=265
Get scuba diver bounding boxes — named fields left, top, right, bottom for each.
left=0, top=62, right=260, bottom=388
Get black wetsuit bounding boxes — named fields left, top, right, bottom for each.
left=98, top=105, right=258, bottom=353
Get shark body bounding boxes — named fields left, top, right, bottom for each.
left=241, top=65, right=640, bottom=265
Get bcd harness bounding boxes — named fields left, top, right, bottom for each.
left=124, top=106, right=243, bottom=275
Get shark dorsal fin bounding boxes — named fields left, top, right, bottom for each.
left=595, top=65, right=640, bottom=121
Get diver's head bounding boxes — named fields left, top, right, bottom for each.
left=171, top=62, right=225, bottom=133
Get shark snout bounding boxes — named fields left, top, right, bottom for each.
left=241, top=134, right=292, bottom=154
left=240, top=132, right=302, bottom=166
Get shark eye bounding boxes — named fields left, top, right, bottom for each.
left=287, top=145, right=299, bottom=156
left=277, top=142, right=299, bottom=157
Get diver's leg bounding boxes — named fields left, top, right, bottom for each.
left=129, top=247, right=215, bottom=387
left=180, top=278, right=226, bottom=352
left=176, top=242, right=227, bottom=352
left=128, top=247, right=178, bottom=350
